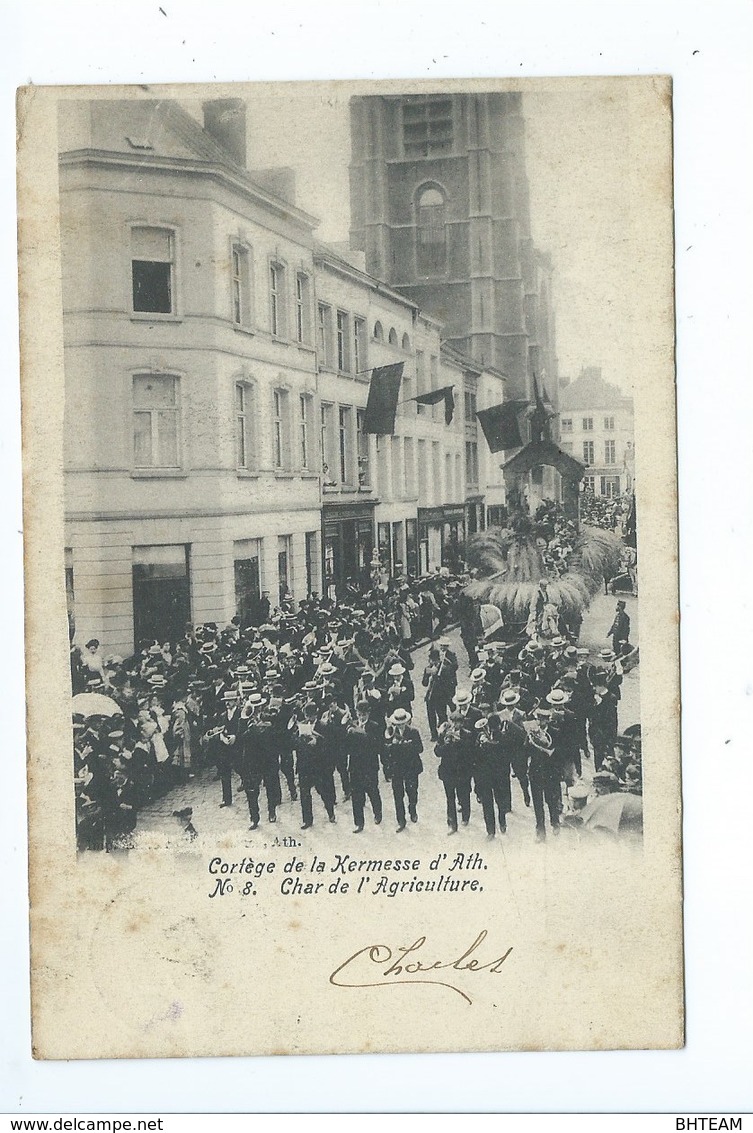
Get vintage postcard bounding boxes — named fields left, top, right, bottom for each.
left=18, top=76, right=681, bottom=1059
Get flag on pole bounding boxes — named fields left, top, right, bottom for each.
left=361, top=362, right=404, bottom=435
left=410, top=385, right=456, bottom=424
left=476, top=400, right=529, bottom=452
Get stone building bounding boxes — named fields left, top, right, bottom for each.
left=348, top=91, right=559, bottom=414
left=60, top=96, right=509, bottom=657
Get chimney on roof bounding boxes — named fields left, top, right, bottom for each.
left=202, top=99, right=247, bottom=168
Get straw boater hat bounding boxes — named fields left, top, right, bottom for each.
left=147, top=673, right=168, bottom=688
left=499, top=689, right=520, bottom=707
left=245, top=692, right=267, bottom=709
left=222, top=690, right=239, bottom=702
left=319, top=663, right=338, bottom=677
left=599, top=649, right=616, bottom=662
left=474, top=717, right=488, bottom=731
left=576, top=647, right=590, bottom=657
left=439, top=637, right=451, bottom=647
left=470, top=668, right=487, bottom=684
left=550, top=636, right=567, bottom=648
left=453, top=689, right=472, bottom=706
left=199, top=641, right=217, bottom=655
left=546, top=688, right=571, bottom=706
left=388, top=663, right=405, bottom=677
left=389, top=708, right=412, bottom=726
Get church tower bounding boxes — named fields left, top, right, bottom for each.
left=349, top=91, right=558, bottom=407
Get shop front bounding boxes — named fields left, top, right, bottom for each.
left=322, top=500, right=375, bottom=599
left=465, top=495, right=486, bottom=537
left=418, top=504, right=466, bottom=574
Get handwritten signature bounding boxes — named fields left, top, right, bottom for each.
left=329, top=931, right=513, bottom=1005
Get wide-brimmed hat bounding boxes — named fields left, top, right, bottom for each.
left=499, top=689, right=520, bottom=706
left=546, top=688, right=570, bottom=706
left=389, top=708, right=412, bottom=726
left=388, top=663, right=405, bottom=677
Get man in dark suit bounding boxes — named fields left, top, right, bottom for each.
left=204, top=689, right=242, bottom=808
left=382, top=708, right=424, bottom=832
left=434, top=717, right=472, bottom=833
left=238, top=692, right=272, bottom=830
left=527, top=726, right=562, bottom=842
left=607, top=600, right=631, bottom=657
left=422, top=637, right=458, bottom=741
left=346, top=701, right=383, bottom=833
left=293, top=701, right=337, bottom=830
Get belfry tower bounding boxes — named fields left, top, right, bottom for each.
left=349, top=91, right=558, bottom=406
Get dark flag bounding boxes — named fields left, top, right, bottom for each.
left=361, top=362, right=404, bottom=435
left=411, top=385, right=456, bottom=425
left=476, top=400, right=529, bottom=452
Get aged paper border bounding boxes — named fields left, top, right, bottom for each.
left=4, top=0, right=752, bottom=1113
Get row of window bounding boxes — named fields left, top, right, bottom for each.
left=561, top=415, right=616, bottom=433
left=561, top=439, right=618, bottom=465
left=131, top=226, right=419, bottom=370
left=134, top=369, right=467, bottom=479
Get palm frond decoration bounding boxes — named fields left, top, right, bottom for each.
left=465, top=515, right=626, bottom=624
left=464, top=528, right=514, bottom=574
left=570, top=525, right=624, bottom=585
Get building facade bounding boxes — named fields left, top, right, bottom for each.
left=557, top=367, right=635, bottom=499
left=60, top=97, right=513, bottom=658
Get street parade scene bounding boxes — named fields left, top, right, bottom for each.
left=58, top=92, right=643, bottom=857
left=71, top=496, right=641, bottom=853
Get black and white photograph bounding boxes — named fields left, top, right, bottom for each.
left=17, top=73, right=683, bottom=1063
left=5, top=0, right=753, bottom=1114
left=61, top=88, right=643, bottom=856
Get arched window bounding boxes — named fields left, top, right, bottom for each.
left=401, top=332, right=410, bottom=352
left=416, top=185, right=447, bottom=276
left=388, top=327, right=398, bottom=347
left=373, top=320, right=384, bottom=342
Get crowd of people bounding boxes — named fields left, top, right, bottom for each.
left=72, top=571, right=464, bottom=850
left=579, top=491, right=631, bottom=534
left=72, top=554, right=640, bottom=849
